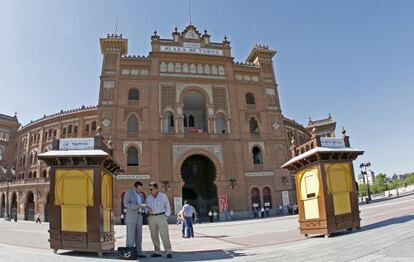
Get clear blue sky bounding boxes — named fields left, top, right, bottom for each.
left=1, top=1, right=413, bottom=176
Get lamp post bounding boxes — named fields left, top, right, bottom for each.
left=360, top=162, right=372, bottom=203
left=4, top=170, right=13, bottom=221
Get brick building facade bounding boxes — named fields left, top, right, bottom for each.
left=0, top=25, right=335, bottom=222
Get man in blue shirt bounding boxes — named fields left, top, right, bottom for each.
left=123, top=181, right=146, bottom=258
left=181, top=200, right=196, bottom=238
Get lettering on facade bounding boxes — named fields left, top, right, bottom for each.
left=59, top=138, right=95, bottom=150
left=245, top=171, right=274, bottom=177
left=160, top=45, right=224, bottom=56
left=116, top=174, right=150, bottom=180
left=320, top=138, right=346, bottom=149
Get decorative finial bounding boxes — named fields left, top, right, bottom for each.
left=204, top=29, right=207, bottom=34
left=108, top=137, right=113, bottom=149
left=224, top=35, right=227, bottom=41
left=308, top=116, right=312, bottom=122
left=96, top=126, right=103, bottom=136
left=328, top=113, right=332, bottom=119
left=341, top=126, right=347, bottom=136
left=174, top=27, right=178, bottom=32
left=153, top=30, right=157, bottom=36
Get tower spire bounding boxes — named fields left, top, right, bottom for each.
left=114, top=15, right=119, bottom=35
left=188, top=0, right=192, bottom=25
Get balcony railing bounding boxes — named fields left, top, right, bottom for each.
left=0, top=177, right=50, bottom=188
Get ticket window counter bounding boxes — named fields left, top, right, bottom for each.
left=282, top=131, right=363, bottom=238
left=38, top=136, right=122, bottom=257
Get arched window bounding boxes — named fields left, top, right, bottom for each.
left=163, top=112, right=174, bottom=133
left=216, top=113, right=226, bottom=134
left=53, top=129, right=57, bottom=137
left=263, top=187, right=272, bottom=208
left=68, top=125, right=72, bottom=134
left=127, top=115, right=139, bottom=133
left=128, top=89, right=140, bottom=101
left=91, top=121, right=97, bottom=131
left=62, top=127, right=67, bottom=136
left=252, top=146, right=263, bottom=164
left=85, top=124, right=90, bottom=132
left=188, top=115, right=195, bottom=127
left=249, top=118, right=259, bottom=134
left=127, top=147, right=139, bottom=166
left=74, top=126, right=78, bottom=134
left=48, top=129, right=52, bottom=138
left=246, top=93, right=255, bottom=105
left=251, top=187, right=260, bottom=207
left=42, top=170, right=47, bottom=178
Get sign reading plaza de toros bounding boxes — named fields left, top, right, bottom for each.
left=160, top=45, right=224, bottom=56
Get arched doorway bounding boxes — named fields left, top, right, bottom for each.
left=263, top=187, right=272, bottom=209
left=11, top=192, right=17, bottom=219
left=251, top=188, right=260, bottom=208
left=44, top=193, right=50, bottom=222
left=180, top=154, right=218, bottom=217
left=25, top=191, right=35, bottom=221
left=0, top=193, right=5, bottom=218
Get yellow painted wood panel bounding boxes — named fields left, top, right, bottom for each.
left=61, top=206, right=87, bottom=232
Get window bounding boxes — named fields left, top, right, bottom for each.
left=184, top=114, right=187, bottom=127
left=246, top=93, right=255, bottom=105
left=42, top=170, right=47, bottom=178
left=68, top=125, right=72, bottom=134
left=163, top=112, right=174, bottom=133
left=127, top=147, right=139, bottom=166
left=85, top=124, right=90, bottom=132
left=53, top=129, right=57, bottom=137
left=62, top=127, right=67, bottom=136
left=128, top=89, right=140, bottom=100
left=216, top=113, right=226, bottom=134
left=74, top=126, right=78, bottom=134
left=127, top=115, right=139, bottom=133
left=249, top=118, right=259, bottom=134
left=0, top=148, right=3, bottom=161
left=253, top=146, right=263, bottom=164
left=91, top=121, right=97, bottom=131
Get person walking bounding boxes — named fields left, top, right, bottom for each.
left=208, top=210, right=213, bottom=222
left=181, top=201, right=196, bottom=238
left=177, top=209, right=186, bottom=238
left=146, top=182, right=173, bottom=259
left=35, top=212, right=41, bottom=224
left=260, top=207, right=265, bottom=218
left=123, top=181, right=146, bottom=258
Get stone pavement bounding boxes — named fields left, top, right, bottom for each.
left=0, top=194, right=413, bottom=261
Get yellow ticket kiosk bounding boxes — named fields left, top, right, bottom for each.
left=38, top=132, right=122, bottom=257
left=282, top=129, right=363, bottom=238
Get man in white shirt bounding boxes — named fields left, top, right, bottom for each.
left=146, top=182, right=172, bottom=259
left=123, top=181, right=146, bottom=258
left=181, top=201, right=196, bottom=238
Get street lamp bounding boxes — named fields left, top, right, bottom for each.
left=360, top=162, right=372, bottom=203
left=4, top=170, right=13, bottom=221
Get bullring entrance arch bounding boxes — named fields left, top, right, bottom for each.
left=180, top=154, right=218, bottom=216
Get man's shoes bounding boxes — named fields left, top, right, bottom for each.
left=166, top=254, right=173, bottom=259
left=150, top=253, right=162, bottom=258
left=137, top=254, right=146, bottom=258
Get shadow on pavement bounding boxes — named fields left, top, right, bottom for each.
left=360, top=214, right=414, bottom=232
left=309, top=215, right=414, bottom=239
left=58, top=249, right=249, bottom=261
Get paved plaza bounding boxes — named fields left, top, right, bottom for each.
left=0, top=194, right=413, bottom=262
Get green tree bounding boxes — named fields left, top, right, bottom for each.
left=358, top=183, right=367, bottom=197
left=404, top=175, right=414, bottom=186
left=373, top=173, right=388, bottom=193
